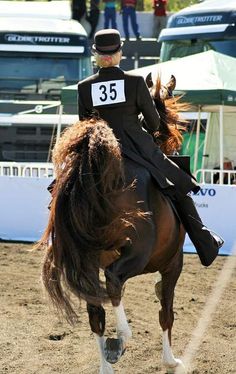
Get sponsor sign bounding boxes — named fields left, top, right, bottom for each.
left=176, top=14, right=223, bottom=26
left=0, top=33, right=86, bottom=46
left=171, top=11, right=231, bottom=28
left=0, top=176, right=52, bottom=242
left=184, top=184, right=236, bottom=255
left=0, top=179, right=235, bottom=255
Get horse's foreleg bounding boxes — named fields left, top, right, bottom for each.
left=156, top=252, right=185, bottom=373
left=87, top=304, right=114, bottom=374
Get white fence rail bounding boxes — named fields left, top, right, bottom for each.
left=196, top=169, right=236, bottom=185
left=1, top=162, right=236, bottom=185
left=0, top=162, right=54, bottom=178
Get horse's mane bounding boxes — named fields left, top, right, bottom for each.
left=146, top=73, right=190, bottom=155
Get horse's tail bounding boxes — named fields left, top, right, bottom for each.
left=38, top=118, right=140, bottom=323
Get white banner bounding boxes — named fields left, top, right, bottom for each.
left=0, top=178, right=235, bottom=255
left=0, top=176, right=53, bottom=242
left=184, top=184, right=236, bottom=255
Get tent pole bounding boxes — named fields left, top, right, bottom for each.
left=202, top=112, right=210, bottom=170
left=56, top=104, right=63, bottom=144
left=219, top=105, right=224, bottom=184
left=193, top=105, right=201, bottom=174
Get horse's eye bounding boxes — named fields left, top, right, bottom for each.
left=160, top=88, right=165, bottom=100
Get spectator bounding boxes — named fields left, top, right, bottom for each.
left=103, top=0, right=117, bottom=29
left=153, top=0, right=167, bottom=39
left=71, top=0, right=87, bottom=22
left=120, top=0, right=141, bottom=40
left=213, top=158, right=235, bottom=184
left=87, top=0, right=100, bottom=39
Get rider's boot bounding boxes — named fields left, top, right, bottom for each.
left=174, top=193, right=224, bottom=266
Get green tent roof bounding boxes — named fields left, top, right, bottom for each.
left=61, top=50, right=236, bottom=111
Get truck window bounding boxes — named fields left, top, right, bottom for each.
left=0, top=54, right=92, bottom=96
left=160, top=39, right=236, bottom=61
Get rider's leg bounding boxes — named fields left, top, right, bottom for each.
left=145, top=146, right=224, bottom=266
left=173, top=193, right=224, bottom=266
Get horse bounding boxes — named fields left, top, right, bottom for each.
left=38, top=75, right=189, bottom=374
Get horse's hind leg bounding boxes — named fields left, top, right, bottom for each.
left=103, top=222, right=155, bottom=364
left=87, top=303, right=114, bottom=374
left=105, top=300, right=132, bottom=364
left=113, top=300, right=132, bottom=344
left=156, top=251, right=186, bottom=373
left=103, top=277, right=132, bottom=364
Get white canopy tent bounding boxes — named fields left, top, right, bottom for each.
left=127, top=50, right=236, bottom=182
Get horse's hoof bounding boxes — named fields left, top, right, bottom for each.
left=166, top=359, right=186, bottom=374
left=104, top=337, right=125, bottom=364
left=99, top=362, right=114, bottom=374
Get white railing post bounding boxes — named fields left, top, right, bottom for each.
left=0, top=162, right=54, bottom=178
left=219, top=105, right=224, bottom=184
left=193, top=106, right=201, bottom=174
left=195, top=169, right=236, bottom=185
left=56, top=104, right=63, bottom=144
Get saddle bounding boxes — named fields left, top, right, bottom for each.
left=168, top=155, right=191, bottom=176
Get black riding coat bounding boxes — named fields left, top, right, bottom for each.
left=77, top=67, right=199, bottom=194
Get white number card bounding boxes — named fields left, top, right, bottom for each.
left=91, top=80, right=126, bottom=106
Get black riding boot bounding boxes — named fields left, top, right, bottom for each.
left=174, top=194, right=224, bottom=266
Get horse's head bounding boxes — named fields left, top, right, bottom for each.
left=145, top=73, right=189, bottom=155
left=146, top=72, right=176, bottom=100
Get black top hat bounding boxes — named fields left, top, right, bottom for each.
left=92, top=29, right=123, bottom=55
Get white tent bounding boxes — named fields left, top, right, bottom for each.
left=128, top=50, right=236, bottom=181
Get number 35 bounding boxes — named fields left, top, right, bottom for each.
left=99, top=83, right=117, bottom=102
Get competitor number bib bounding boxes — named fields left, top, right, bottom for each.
left=91, top=79, right=126, bottom=106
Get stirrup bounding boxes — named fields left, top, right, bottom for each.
left=189, top=214, right=225, bottom=249
left=202, top=227, right=225, bottom=249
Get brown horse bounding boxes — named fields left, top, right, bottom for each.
left=38, top=76, right=188, bottom=374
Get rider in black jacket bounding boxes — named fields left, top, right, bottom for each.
left=77, top=28, right=224, bottom=266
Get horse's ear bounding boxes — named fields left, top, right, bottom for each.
left=145, top=72, right=153, bottom=88
left=166, top=75, right=176, bottom=93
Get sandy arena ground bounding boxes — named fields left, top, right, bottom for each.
left=0, top=242, right=235, bottom=374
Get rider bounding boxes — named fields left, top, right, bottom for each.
left=77, top=28, right=224, bottom=266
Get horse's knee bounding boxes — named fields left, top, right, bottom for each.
left=87, top=304, right=105, bottom=336
left=155, top=277, right=162, bottom=301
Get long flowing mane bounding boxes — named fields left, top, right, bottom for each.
left=146, top=73, right=190, bottom=155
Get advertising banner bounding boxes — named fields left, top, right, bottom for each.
left=0, top=176, right=52, bottom=242
left=0, top=178, right=235, bottom=256
left=184, top=184, right=236, bottom=255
